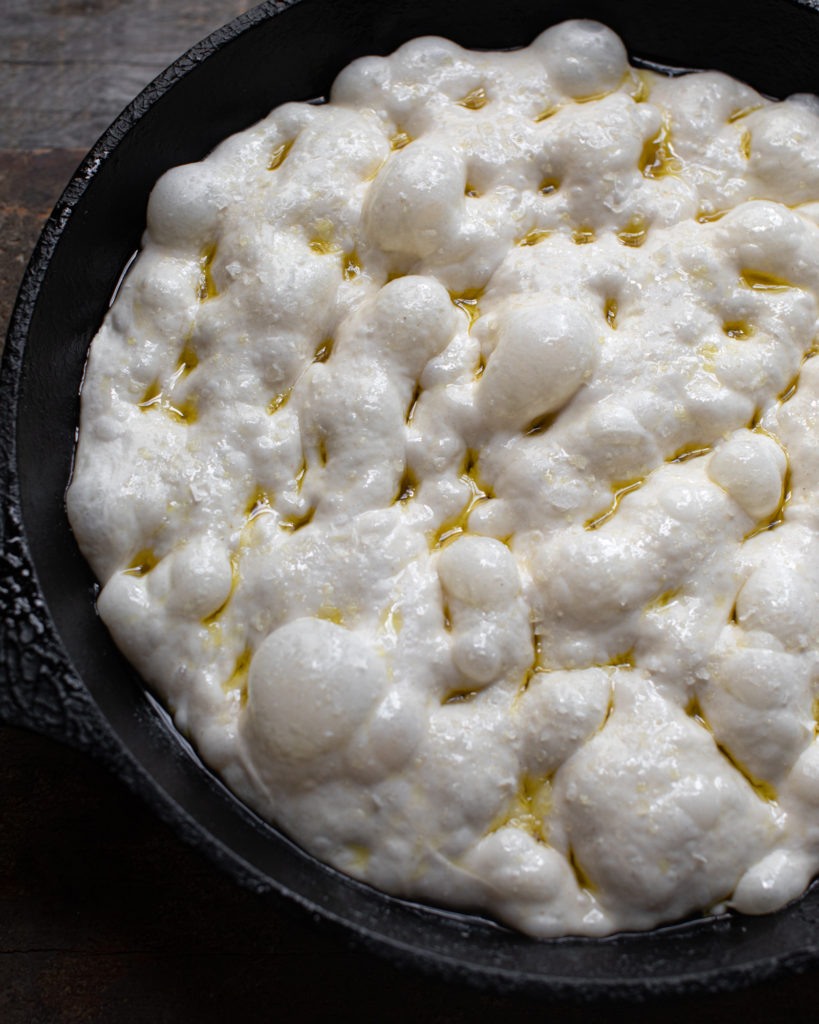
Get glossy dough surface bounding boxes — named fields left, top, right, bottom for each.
left=68, top=20, right=819, bottom=936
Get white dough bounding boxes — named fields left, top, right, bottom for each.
left=68, top=20, right=819, bottom=938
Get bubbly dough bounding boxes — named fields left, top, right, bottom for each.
left=68, top=20, right=819, bottom=938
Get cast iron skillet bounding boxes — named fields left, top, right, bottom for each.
left=3, top=0, right=819, bottom=1001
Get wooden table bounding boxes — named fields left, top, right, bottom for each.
left=2, top=3, right=819, bottom=1020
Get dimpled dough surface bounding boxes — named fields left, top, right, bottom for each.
left=67, top=20, right=819, bottom=937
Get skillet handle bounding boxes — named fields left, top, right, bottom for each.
left=0, top=495, right=111, bottom=757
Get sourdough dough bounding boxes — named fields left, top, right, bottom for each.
left=68, top=20, right=819, bottom=937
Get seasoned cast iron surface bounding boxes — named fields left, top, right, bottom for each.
left=3, top=0, right=819, bottom=1004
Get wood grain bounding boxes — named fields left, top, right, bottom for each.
left=1, top=0, right=254, bottom=150
left=0, top=148, right=85, bottom=336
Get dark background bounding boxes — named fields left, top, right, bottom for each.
left=2, top=2, right=819, bottom=1020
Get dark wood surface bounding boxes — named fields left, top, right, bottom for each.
left=3, top=3, right=819, bottom=1021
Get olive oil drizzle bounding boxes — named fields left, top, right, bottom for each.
left=517, top=227, right=550, bottom=247
left=669, top=444, right=712, bottom=463
left=202, top=555, right=240, bottom=626
left=534, top=103, right=560, bottom=123
left=616, top=216, right=647, bottom=247
left=198, top=245, right=218, bottom=301
left=268, top=388, right=292, bottom=414
left=488, top=774, right=553, bottom=843
left=268, top=139, right=293, bottom=170
left=442, top=687, right=479, bottom=705
left=727, top=104, right=763, bottom=123
left=313, top=337, right=334, bottom=363
left=568, top=846, right=597, bottom=893
left=585, top=479, right=645, bottom=530
left=395, top=465, right=418, bottom=503
left=405, top=382, right=422, bottom=425
left=740, top=269, right=793, bottom=291
left=687, top=695, right=778, bottom=802
left=342, top=251, right=362, bottom=280
left=457, top=86, right=488, bottom=110
left=450, top=287, right=483, bottom=328
left=722, top=321, right=753, bottom=340
left=123, top=548, right=158, bottom=577
left=245, top=487, right=273, bottom=521
left=137, top=346, right=199, bottom=423
left=639, top=121, right=681, bottom=178
left=744, top=461, right=791, bottom=540
left=281, top=506, right=315, bottom=532
left=739, top=128, right=752, bottom=160
left=223, top=648, right=252, bottom=706
left=779, top=346, right=819, bottom=403
left=429, top=451, right=491, bottom=548
left=696, top=208, right=728, bottom=224
left=390, top=130, right=412, bottom=150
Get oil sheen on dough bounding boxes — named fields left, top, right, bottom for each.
left=67, top=20, right=819, bottom=937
